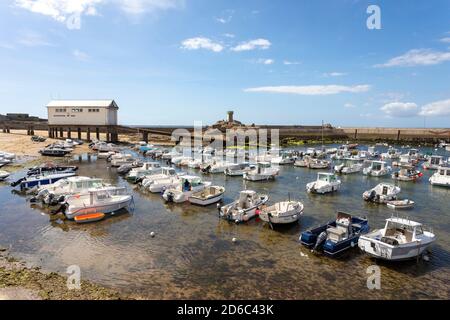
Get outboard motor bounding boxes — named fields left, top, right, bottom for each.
left=135, top=177, right=144, bottom=185
left=10, top=177, right=25, bottom=188
left=366, top=190, right=377, bottom=202
left=201, top=165, right=211, bottom=174
left=313, top=231, right=327, bottom=252
left=165, top=191, right=174, bottom=203
left=51, top=202, right=68, bottom=216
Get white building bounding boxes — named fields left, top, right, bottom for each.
left=47, top=100, right=119, bottom=126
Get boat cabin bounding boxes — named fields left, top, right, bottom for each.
left=381, top=218, right=424, bottom=245
left=180, top=176, right=204, bottom=191
left=141, top=162, right=161, bottom=170
left=437, top=167, right=450, bottom=177
left=327, top=212, right=352, bottom=243
left=317, top=173, right=338, bottom=183
left=237, top=190, right=258, bottom=208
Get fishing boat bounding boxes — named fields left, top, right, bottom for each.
left=294, top=156, right=310, bottom=167
left=381, top=147, right=401, bottom=160
left=386, top=199, right=415, bottom=209
left=330, top=149, right=352, bottom=160
left=334, top=158, right=364, bottom=174
left=363, top=160, right=392, bottom=177
left=126, top=162, right=161, bottom=183
left=429, top=167, right=450, bottom=187
left=243, top=162, right=279, bottom=181
left=74, top=212, right=106, bottom=224
left=308, top=159, right=330, bottom=169
left=188, top=186, right=225, bottom=206
left=423, top=155, right=446, bottom=170
left=306, top=173, right=341, bottom=194
left=110, top=154, right=136, bottom=167
left=358, top=217, right=435, bottom=261
left=162, top=176, right=212, bottom=203
left=391, top=167, right=423, bottom=182
left=300, top=211, right=369, bottom=256
left=11, top=170, right=77, bottom=191
left=219, top=190, right=269, bottom=223
left=363, top=183, right=401, bottom=203
left=62, top=190, right=133, bottom=220
left=224, top=162, right=255, bottom=176
left=0, top=170, right=10, bottom=181
left=39, top=147, right=71, bottom=157
left=258, top=201, right=304, bottom=225
left=271, top=152, right=296, bottom=165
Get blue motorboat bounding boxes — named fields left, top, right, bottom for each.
left=300, top=212, right=369, bottom=256
left=11, top=169, right=77, bottom=191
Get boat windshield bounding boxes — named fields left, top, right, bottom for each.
left=372, top=162, right=382, bottom=170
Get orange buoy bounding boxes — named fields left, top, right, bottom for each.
left=74, top=213, right=106, bottom=224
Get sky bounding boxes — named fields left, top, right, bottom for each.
left=0, top=0, right=449, bottom=127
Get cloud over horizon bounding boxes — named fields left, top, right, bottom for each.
left=244, top=84, right=371, bottom=95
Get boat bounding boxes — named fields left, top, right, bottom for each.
left=308, top=159, right=330, bottom=169
left=334, top=158, right=364, bottom=174
left=126, top=162, right=161, bottom=183
left=117, top=160, right=143, bottom=175
left=33, top=176, right=126, bottom=205
left=62, top=190, right=133, bottom=220
left=381, top=147, right=401, bottom=160
left=74, top=212, right=106, bottom=224
left=39, top=147, right=71, bottom=157
left=0, top=170, right=10, bottom=181
left=224, top=163, right=255, bottom=176
left=188, top=186, right=225, bottom=206
left=110, top=154, right=136, bottom=167
left=219, top=190, right=269, bottom=222
left=358, top=217, right=435, bottom=261
left=258, top=201, right=304, bottom=225
left=271, top=152, right=296, bottom=165
left=27, top=164, right=78, bottom=176
left=294, top=156, right=310, bottom=167
left=97, top=151, right=116, bottom=159
left=11, top=170, right=77, bottom=191
left=139, top=167, right=179, bottom=187
left=363, top=183, right=401, bottom=203
left=429, top=167, right=450, bottom=187
left=162, top=176, right=212, bottom=203
left=386, top=199, right=415, bottom=209
left=367, top=146, right=379, bottom=158
left=391, top=167, right=423, bottom=182
left=0, top=151, right=15, bottom=160
left=392, top=154, right=416, bottom=167
left=187, top=158, right=203, bottom=169
left=423, top=155, right=446, bottom=170
left=363, top=160, right=392, bottom=177
left=306, top=173, right=341, bottom=194
left=243, top=162, right=279, bottom=181
left=330, top=149, right=352, bottom=160
left=300, top=211, right=369, bottom=256
left=31, top=135, right=46, bottom=142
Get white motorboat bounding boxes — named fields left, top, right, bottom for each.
left=386, top=199, right=415, bottom=209
left=306, top=173, right=341, bottom=194
left=363, top=183, right=401, bottom=203
left=0, top=170, right=10, bottom=181
left=187, top=158, right=203, bottom=169
left=219, top=190, right=269, bottom=222
left=188, top=186, right=225, bottom=206
left=258, top=201, right=304, bottom=225
left=308, top=159, right=330, bottom=169
left=294, top=156, right=310, bottom=167
left=423, top=155, right=446, bottom=170
left=111, top=155, right=137, bottom=167
left=381, top=148, right=401, bottom=160
left=391, top=167, right=423, bottom=182
left=63, top=190, right=133, bottom=220
left=34, top=176, right=126, bottom=205
left=0, top=151, right=15, bottom=160
left=126, top=162, right=161, bottom=183
left=271, top=152, right=296, bottom=165
left=224, top=163, right=255, bottom=176
left=162, top=175, right=212, bottom=203
left=334, top=158, right=364, bottom=174
left=243, top=162, right=279, bottom=181
left=97, top=151, right=116, bottom=159
left=358, top=217, right=435, bottom=261
left=140, top=167, right=179, bottom=188
left=367, top=146, right=379, bottom=158
left=392, top=154, right=416, bottom=167
left=363, top=160, right=392, bottom=177
left=429, top=167, right=450, bottom=187
left=148, top=176, right=182, bottom=193
left=171, top=155, right=191, bottom=166
left=330, top=149, right=352, bottom=160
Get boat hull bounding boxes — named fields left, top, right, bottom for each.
left=65, top=197, right=132, bottom=220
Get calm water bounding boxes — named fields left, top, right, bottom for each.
left=0, top=144, right=449, bottom=299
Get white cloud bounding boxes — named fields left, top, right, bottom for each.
left=0, top=43, right=15, bottom=50
left=244, top=84, right=370, bottom=95
left=255, top=58, right=274, bottom=65
left=439, top=37, right=450, bottom=44
left=419, top=99, right=450, bottom=117
left=17, top=31, right=53, bottom=47
left=323, top=72, right=347, bottom=77
left=231, top=38, right=271, bottom=52
left=117, top=0, right=183, bottom=16
left=180, top=37, right=223, bottom=52
left=380, top=102, right=418, bottom=118
left=283, top=60, right=300, bottom=65
left=73, top=49, right=90, bottom=61
left=344, top=103, right=356, bottom=108
left=375, top=49, right=450, bottom=67
left=223, top=33, right=235, bottom=38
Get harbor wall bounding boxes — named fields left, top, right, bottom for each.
left=341, top=127, right=450, bottom=142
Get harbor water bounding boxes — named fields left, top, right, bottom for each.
left=0, top=144, right=449, bottom=299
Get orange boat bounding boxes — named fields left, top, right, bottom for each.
left=74, top=213, right=106, bottom=224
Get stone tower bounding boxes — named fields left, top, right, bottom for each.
left=227, top=111, right=234, bottom=123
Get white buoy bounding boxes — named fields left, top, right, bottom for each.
left=232, top=237, right=237, bottom=243
left=235, top=219, right=239, bottom=224
left=150, top=232, right=155, bottom=238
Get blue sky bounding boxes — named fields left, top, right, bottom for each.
left=0, top=0, right=449, bottom=127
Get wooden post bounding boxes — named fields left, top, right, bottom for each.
left=96, top=127, right=100, bottom=140
left=78, top=128, right=82, bottom=140
left=87, top=127, right=91, bottom=141
left=397, top=130, right=401, bottom=142
left=143, top=132, right=149, bottom=143
left=354, top=129, right=358, bottom=140
left=60, top=127, right=63, bottom=138
left=67, top=128, right=72, bottom=139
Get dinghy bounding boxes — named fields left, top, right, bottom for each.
left=258, top=201, right=304, bottom=225
left=74, top=212, right=106, bottom=224
left=358, top=217, right=435, bottom=261
left=219, top=190, right=268, bottom=223
left=188, top=186, right=225, bottom=206
left=300, top=212, right=369, bottom=256
left=386, top=199, right=415, bottom=209
left=391, top=167, right=422, bottom=182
